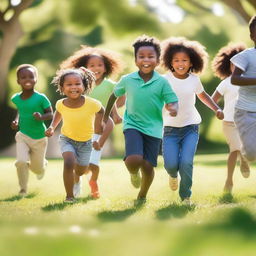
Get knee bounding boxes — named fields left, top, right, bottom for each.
left=125, top=155, right=143, bottom=169
left=164, top=162, right=178, bottom=174
left=15, top=160, right=28, bottom=168
left=179, top=160, right=193, bottom=174
left=64, top=158, right=75, bottom=170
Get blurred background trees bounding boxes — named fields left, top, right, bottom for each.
left=0, top=0, right=255, bottom=154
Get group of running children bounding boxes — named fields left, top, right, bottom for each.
left=10, top=16, right=256, bottom=205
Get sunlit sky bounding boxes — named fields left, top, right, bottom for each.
left=129, top=0, right=224, bottom=23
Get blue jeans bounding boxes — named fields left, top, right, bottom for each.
left=163, top=125, right=199, bottom=200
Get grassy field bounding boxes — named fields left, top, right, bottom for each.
left=1, top=154, right=256, bottom=256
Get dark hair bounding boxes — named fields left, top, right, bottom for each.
left=52, top=68, right=95, bottom=95
left=16, top=64, right=38, bottom=78
left=59, top=46, right=123, bottom=78
left=132, top=34, right=161, bottom=59
left=249, top=15, right=256, bottom=34
left=212, top=42, right=246, bottom=79
left=161, top=37, right=208, bottom=74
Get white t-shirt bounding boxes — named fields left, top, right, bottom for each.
left=216, top=76, right=238, bottom=122
left=230, top=48, right=256, bottom=112
left=163, top=72, right=204, bottom=127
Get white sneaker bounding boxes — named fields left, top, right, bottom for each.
left=73, top=180, right=82, bottom=198
left=169, top=176, right=178, bottom=191
left=130, top=172, right=141, bottom=188
left=182, top=197, right=191, bottom=206
left=240, top=155, right=250, bottom=178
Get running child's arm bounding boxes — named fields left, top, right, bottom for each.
left=116, top=95, right=126, bottom=108
left=197, top=91, right=224, bottom=120
left=211, top=90, right=222, bottom=104
left=165, top=102, right=178, bottom=116
left=111, top=105, right=122, bottom=124
left=45, top=110, right=62, bottom=137
left=93, top=107, right=105, bottom=150
left=33, top=106, right=53, bottom=121
left=231, top=66, right=256, bottom=86
left=103, top=93, right=117, bottom=123
left=11, top=113, right=19, bottom=130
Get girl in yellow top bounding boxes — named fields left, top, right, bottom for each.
left=45, top=68, right=104, bottom=203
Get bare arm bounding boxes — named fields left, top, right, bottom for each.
left=211, top=90, right=222, bottom=104
left=33, top=106, right=53, bottom=121
left=116, top=95, right=126, bottom=108
left=103, top=93, right=117, bottom=123
left=11, top=113, right=19, bottom=130
left=45, top=111, right=62, bottom=137
left=93, top=107, right=105, bottom=150
left=231, top=66, right=256, bottom=86
left=110, top=105, right=122, bottom=124
left=197, top=91, right=224, bottom=120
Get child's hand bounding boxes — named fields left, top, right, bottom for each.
left=93, top=141, right=101, bottom=151
left=112, top=113, right=122, bottom=124
left=33, top=112, right=42, bottom=120
left=11, top=120, right=19, bottom=130
left=45, top=127, right=54, bottom=137
left=216, top=109, right=224, bottom=120
left=165, top=103, right=178, bottom=117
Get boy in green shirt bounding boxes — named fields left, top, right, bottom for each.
left=104, top=35, right=178, bottom=202
left=11, top=64, right=53, bottom=196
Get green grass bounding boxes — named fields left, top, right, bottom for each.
left=1, top=154, right=256, bottom=256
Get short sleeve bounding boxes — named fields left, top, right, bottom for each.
left=41, top=94, right=51, bottom=109
left=230, top=51, right=248, bottom=71
left=114, top=76, right=126, bottom=97
left=216, top=80, right=226, bottom=96
left=195, top=77, right=204, bottom=95
left=55, top=100, right=62, bottom=112
left=162, top=79, right=178, bottom=103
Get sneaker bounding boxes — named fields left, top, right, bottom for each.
left=169, top=176, right=178, bottom=191
left=64, top=197, right=75, bottom=203
left=73, top=180, right=82, bottom=198
left=182, top=197, right=191, bottom=206
left=130, top=172, right=141, bottom=189
left=240, top=156, right=250, bottom=178
left=19, top=189, right=27, bottom=197
left=89, top=179, right=100, bottom=199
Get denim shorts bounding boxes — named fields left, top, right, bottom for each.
left=59, top=134, right=92, bottom=166
left=123, top=128, right=161, bottom=167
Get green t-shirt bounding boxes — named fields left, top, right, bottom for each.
left=89, top=78, right=115, bottom=107
left=11, top=91, right=51, bottom=139
left=114, top=71, right=178, bottom=138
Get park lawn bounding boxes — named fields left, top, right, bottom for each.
left=1, top=154, right=256, bottom=256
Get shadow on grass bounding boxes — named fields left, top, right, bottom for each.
left=218, top=193, right=238, bottom=204
left=0, top=192, right=37, bottom=202
left=155, top=202, right=196, bottom=221
left=97, top=199, right=146, bottom=222
left=41, top=196, right=93, bottom=212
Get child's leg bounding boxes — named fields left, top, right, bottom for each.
left=15, top=132, right=30, bottom=193
left=224, top=150, right=239, bottom=192
left=234, top=109, right=256, bottom=161
left=62, top=152, right=76, bottom=198
left=137, top=160, right=154, bottom=199
left=162, top=127, right=180, bottom=178
left=29, top=137, right=48, bottom=177
left=178, top=125, right=199, bottom=200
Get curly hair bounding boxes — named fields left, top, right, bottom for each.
left=52, top=68, right=95, bottom=95
left=161, top=37, right=208, bottom=74
left=249, top=15, right=256, bottom=34
left=16, top=64, right=38, bottom=78
left=59, top=46, right=123, bottom=78
left=212, top=42, right=246, bottom=79
left=132, top=34, right=161, bottom=59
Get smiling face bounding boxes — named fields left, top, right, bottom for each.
left=17, top=67, right=37, bottom=91
left=61, top=73, right=85, bottom=99
left=135, top=46, right=159, bottom=77
left=171, top=51, right=192, bottom=79
left=86, top=55, right=106, bottom=83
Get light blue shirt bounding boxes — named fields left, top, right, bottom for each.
left=231, top=48, right=256, bottom=111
